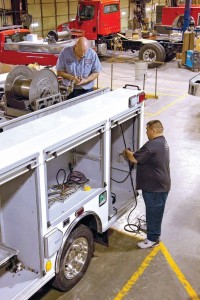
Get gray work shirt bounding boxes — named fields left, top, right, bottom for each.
left=56, top=46, right=102, bottom=90
left=134, top=136, right=171, bottom=192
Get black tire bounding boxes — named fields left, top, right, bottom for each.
left=52, top=224, right=94, bottom=292
left=156, top=43, right=166, bottom=62
left=165, top=52, right=176, bottom=62
left=139, top=43, right=165, bottom=68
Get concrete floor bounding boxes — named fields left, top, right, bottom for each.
left=31, top=58, right=200, bottom=300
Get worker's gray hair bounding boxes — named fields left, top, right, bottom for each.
left=147, top=120, right=164, bottom=133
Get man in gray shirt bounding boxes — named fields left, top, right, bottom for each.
left=123, top=120, right=171, bottom=249
left=56, top=37, right=102, bottom=99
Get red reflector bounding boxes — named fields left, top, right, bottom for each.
left=139, top=92, right=145, bottom=102
left=75, top=207, right=84, bottom=217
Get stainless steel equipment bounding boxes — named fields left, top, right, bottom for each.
left=47, top=29, right=71, bottom=43
left=188, top=73, right=200, bottom=96
left=5, top=66, right=61, bottom=116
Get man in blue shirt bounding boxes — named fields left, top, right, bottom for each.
left=56, top=37, right=102, bottom=99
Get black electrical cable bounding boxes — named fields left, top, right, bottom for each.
left=118, top=121, right=144, bottom=234
left=110, top=119, right=136, bottom=185
left=131, top=117, right=136, bottom=151
left=124, top=214, right=147, bottom=233
left=110, top=172, right=129, bottom=184
left=124, top=207, right=140, bottom=233
left=56, top=166, right=89, bottom=187
left=119, top=123, right=137, bottom=200
left=110, top=119, right=138, bottom=233
left=110, top=192, right=118, bottom=218
left=56, top=168, right=66, bottom=185
left=66, top=170, right=89, bottom=185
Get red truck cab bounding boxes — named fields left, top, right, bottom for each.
left=58, top=0, right=121, bottom=40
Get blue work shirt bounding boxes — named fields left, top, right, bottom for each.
left=56, top=46, right=102, bottom=90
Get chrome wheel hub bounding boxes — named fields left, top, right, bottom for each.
left=143, top=49, right=156, bottom=62
left=64, top=237, right=88, bottom=279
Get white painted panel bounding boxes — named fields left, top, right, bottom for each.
left=2, top=0, right=11, bottom=9
left=28, top=0, right=40, bottom=3
left=121, top=7, right=129, bottom=30
left=120, top=0, right=129, bottom=8
left=28, top=4, right=42, bottom=18
left=69, top=1, right=78, bottom=14
left=42, top=0, right=54, bottom=3
left=121, top=18, right=129, bottom=30
left=29, top=17, right=43, bottom=34
left=56, top=3, right=68, bottom=16
left=121, top=7, right=129, bottom=18
left=42, top=3, right=56, bottom=17
left=43, top=17, right=56, bottom=30
left=57, top=15, right=69, bottom=24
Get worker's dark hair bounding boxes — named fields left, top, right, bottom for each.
left=147, top=120, right=164, bottom=133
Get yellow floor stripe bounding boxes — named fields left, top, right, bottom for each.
left=114, top=242, right=199, bottom=300
left=160, top=243, right=200, bottom=300
left=145, top=95, right=186, bottom=117
left=113, top=245, right=160, bottom=300
left=146, top=92, right=187, bottom=97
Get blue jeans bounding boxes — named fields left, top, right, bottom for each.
left=67, top=88, right=93, bottom=99
left=142, top=191, right=169, bottom=242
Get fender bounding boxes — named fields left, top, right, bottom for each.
left=55, top=210, right=102, bottom=274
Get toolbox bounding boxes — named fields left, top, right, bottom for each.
left=185, top=50, right=200, bottom=71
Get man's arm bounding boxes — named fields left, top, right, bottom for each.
left=76, top=72, right=100, bottom=85
left=76, top=49, right=102, bottom=86
left=122, top=148, right=138, bottom=163
left=57, top=70, right=75, bottom=82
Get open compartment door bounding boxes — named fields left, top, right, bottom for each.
left=44, top=122, right=107, bottom=226
left=109, top=106, right=143, bottom=220
left=0, top=153, right=43, bottom=300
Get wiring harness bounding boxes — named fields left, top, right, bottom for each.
left=48, top=164, right=89, bottom=208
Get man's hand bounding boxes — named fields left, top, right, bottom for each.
left=72, top=76, right=80, bottom=84
left=75, top=72, right=99, bottom=86
left=122, top=148, right=138, bottom=163
left=122, top=148, right=131, bottom=159
left=75, top=77, right=88, bottom=85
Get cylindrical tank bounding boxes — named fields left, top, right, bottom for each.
left=135, top=61, right=148, bottom=80
left=196, top=37, right=200, bottom=52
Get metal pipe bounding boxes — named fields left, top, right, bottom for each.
left=111, top=63, right=113, bottom=91
left=143, top=74, right=146, bottom=90
left=13, top=79, right=32, bottom=98
left=183, top=0, right=192, bottom=32
left=155, top=68, right=158, bottom=98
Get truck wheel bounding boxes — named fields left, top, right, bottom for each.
left=52, top=224, right=94, bottom=292
left=139, top=44, right=164, bottom=68
left=156, top=43, right=166, bottom=62
left=165, top=52, right=176, bottom=62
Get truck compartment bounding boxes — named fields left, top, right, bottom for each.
left=110, top=116, right=140, bottom=214
left=0, top=168, right=42, bottom=299
left=46, top=133, right=105, bottom=225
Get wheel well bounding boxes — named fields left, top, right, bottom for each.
left=75, top=214, right=100, bottom=232
left=76, top=214, right=108, bottom=246
left=55, top=213, right=104, bottom=274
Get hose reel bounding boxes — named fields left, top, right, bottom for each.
left=5, top=66, right=60, bottom=111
